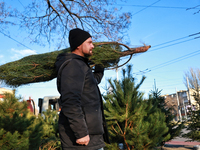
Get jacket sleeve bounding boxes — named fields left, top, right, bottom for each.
left=60, top=59, right=88, bottom=139
left=93, top=65, right=104, bottom=84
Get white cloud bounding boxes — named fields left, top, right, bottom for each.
left=11, top=49, right=37, bottom=56
left=143, top=31, right=159, bottom=40
left=11, top=49, right=37, bottom=60
left=0, top=55, right=4, bottom=58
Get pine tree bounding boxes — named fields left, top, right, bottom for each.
left=39, top=109, right=61, bottom=150
left=0, top=92, right=62, bottom=150
left=103, top=65, right=168, bottom=150
left=0, top=43, right=150, bottom=87
left=182, top=90, right=200, bottom=141
left=0, top=92, right=43, bottom=150
left=149, top=86, right=183, bottom=147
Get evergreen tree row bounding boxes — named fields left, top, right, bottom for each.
left=103, top=65, right=183, bottom=150
left=0, top=93, right=61, bottom=150
left=0, top=65, right=183, bottom=150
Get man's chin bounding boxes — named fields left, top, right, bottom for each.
left=89, top=51, right=93, bottom=55
left=84, top=53, right=92, bottom=58
left=84, top=52, right=93, bottom=57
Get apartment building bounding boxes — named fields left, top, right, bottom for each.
left=161, top=89, right=199, bottom=121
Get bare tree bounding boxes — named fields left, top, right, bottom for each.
left=0, top=2, right=16, bottom=25
left=184, top=67, right=200, bottom=91
left=164, top=95, right=178, bottom=117
left=187, top=5, right=200, bottom=15
left=0, top=0, right=131, bottom=48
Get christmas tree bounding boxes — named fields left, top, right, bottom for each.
left=0, top=92, right=43, bottom=150
left=0, top=92, right=62, bottom=150
left=38, top=109, right=61, bottom=150
left=0, top=42, right=150, bottom=87
left=103, top=65, right=168, bottom=150
left=149, top=86, right=183, bottom=147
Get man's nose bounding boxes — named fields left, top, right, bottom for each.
left=91, top=43, right=94, bottom=49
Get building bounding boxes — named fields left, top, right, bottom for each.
left=0, top=88, right=14, bottom=101
left=161, top=89, right=199, bottom=121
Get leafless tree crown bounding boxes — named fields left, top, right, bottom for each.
left=184, top=67, right=200, bottom=91
left=187, top=5, right=200, bottom=15
left=0, top=0, right=131, bottom=48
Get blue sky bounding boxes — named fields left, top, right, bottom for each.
left=0, top=0, right=200, bottom=107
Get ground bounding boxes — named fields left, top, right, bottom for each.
left=155, top=134, right=200, bottom=150
left=156, top=144, right=194, bottom=150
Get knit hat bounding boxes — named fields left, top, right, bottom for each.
left=69, top=28, right=92, bottom=52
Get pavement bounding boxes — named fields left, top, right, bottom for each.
left=164, top=141, right=200, bottom=150
left=165, top=140, right=200, bottom=146
left=154, top=128, right=200, bottom=150
left=161, top=132, right=200, bottom=150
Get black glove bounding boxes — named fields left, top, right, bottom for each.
left=94, top=65, right=104, bottom=72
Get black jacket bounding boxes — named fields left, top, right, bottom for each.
left=55, top=53, right=109, bottom=150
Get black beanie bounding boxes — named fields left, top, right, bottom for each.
left=69, top=28, right=92, bottom=52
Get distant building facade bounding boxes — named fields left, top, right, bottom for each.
left=161, top=89, right=198, bottom=121
left=0, top=88, right=14, bottom=101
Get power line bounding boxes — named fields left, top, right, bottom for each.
left=142, top=82, right=184, bottom=88
left=128, top=32, right=200, bottom=64
left=128, top=32, right=200, bottom=55
left=149, top=38, right=199, bottom=52
left=149, top=32, right=200, bottom=52
left=119, top=32, right=200, bottom=75
left=147, top=49, right=200, bottom=71
left=186, top=5, right=200, bottom=10
left=132, top=0, right=161, bottom=16
left=114, top=4, right=200, bottom=10
left=153, top=32, right=200, bottom=48
left=133, top=46, right=200, bottom=75
left=17, top=0, right=25, bottom=8
left=0, top=29, right=33, bottom=50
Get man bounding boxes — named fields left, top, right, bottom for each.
left=55, top=28, right=109, bottom=150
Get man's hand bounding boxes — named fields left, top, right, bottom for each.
left=76, top=135, right=90, bottom=145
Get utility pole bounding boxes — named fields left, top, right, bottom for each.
left=116, top=66, right=123, bottom=82
left=116, top=67, right=119, bottom=82
left=187, top=77, right=191, bottom=105
left=186, top=77, right=193, bottom=116
left=182, top=97, right=188, bottom=121
left=176, top=88, right=182, bottom=122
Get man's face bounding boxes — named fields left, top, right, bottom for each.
left=78, top=37, right=94, bottom=57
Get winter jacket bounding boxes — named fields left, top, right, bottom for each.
left=55, top=53, right=109, bottom=150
